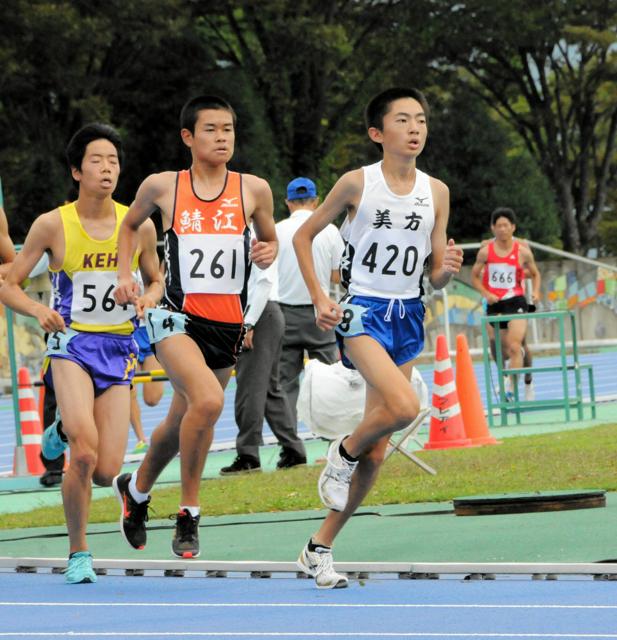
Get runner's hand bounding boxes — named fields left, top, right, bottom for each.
left=35, top=307, right=66, bottom=333
left=134, top=293, right=158, bottom=319
left=114, top=277, right=139, bottom=306
left=315, top=296, right=342, bottom=332
left=442, top=239, right=463, bottom=273
left=250, top=238, right=276, bottom=269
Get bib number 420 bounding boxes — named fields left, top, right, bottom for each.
left=361, top=242, right=418, bottom=276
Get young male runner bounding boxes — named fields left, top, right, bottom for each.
left=293, top=87, right=463, bottom=588
left=113, top=95, right=277, bottom=558
left=471, top=208, right=540, bottom=400
left=0, top=124, right=161, bottom=583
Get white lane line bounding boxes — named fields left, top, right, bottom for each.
left=0, top=602, right=616, bottom=609
left=0, top=632, right=617, bottom=638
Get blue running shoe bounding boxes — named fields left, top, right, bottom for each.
left=41, top=413, right=68, bottom=460
left=65, top=551, right=97, bottom=584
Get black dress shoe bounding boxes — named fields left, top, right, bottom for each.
left=220, top=454, right=261, bottom=475
left=276, top=449, right=307, bottom=470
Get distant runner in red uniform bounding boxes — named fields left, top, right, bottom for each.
left=472, top=207, right=541, bottom=401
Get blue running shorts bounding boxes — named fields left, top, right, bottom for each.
left=133, top=325, right=154, bottom=364
left=335, top=295, right=425, bottom=369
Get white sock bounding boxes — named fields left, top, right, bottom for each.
left=181, top=505, right=200, bottom=518
left=128, top=472, right=150, bottom=503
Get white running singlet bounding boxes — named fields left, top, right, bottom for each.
left=341, top=162, right=435, bottom=299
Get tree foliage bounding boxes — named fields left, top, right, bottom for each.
left=0, top=0, right=216, bottom=239
left=0, top=0, right=611, bottom=256
left=421, top=88, right=560, bottom=244
left=423, top=0, right=617, bottom=252
left=197, top=0, right=405, bottom=178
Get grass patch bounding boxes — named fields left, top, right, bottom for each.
left=2, top=423, right=616, bottom=530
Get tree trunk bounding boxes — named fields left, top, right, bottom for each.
left=556, top=179, right=580, bottom=253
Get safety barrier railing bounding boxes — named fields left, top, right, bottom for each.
left=481, top=310, right=596, bottom=427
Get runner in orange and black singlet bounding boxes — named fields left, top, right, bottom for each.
left=112, top=95, right=278, bottom=560
left=160, top=168, right=250, bottom=368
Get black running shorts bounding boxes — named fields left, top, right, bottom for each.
left=486, top=295, right=529, bottom=329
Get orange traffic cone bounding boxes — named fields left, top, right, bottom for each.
left=424, top=335, right=473, bottom=450
left=455, top=334, right=500, bottom=446
left=13, top=367, right=45, bottom=475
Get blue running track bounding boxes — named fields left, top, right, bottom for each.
left=0, top=572, right=616, bottom=638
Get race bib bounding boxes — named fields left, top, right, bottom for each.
left=145, top=307, right=187, bottom=345
left=487, top=263, right=516, bottom=290
left=178, top=234, right=246, bottom=294
left=46, top=328, right=78, bottom=356
left=71, top=271, right=135, bottom=326
left=336, top=303, right=368, bottom=337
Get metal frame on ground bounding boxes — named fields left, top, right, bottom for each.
left=1, top=557, right=616, bottom=580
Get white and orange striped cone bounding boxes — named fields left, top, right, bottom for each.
left=424, top=334, right=473, bottom=450
left=13, top=367, right=45, bottom=475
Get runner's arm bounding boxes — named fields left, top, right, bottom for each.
left=293, top=170, right=361, bottom=330
left=0, top=205, right=16, bottom=279
left=428, top=180, right=463, bottom=289
left=248, top=177, right=277, bottom=270
left=521, top=245, right=541, bottom=302
left=135, top=219, right=163, bottom=318
left=116, top=174, right=168, bottom=304
left=0, top=213, right=65, bottom=332
left=471, top=246, right=489, bottom=296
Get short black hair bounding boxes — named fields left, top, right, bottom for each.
left=66, top=123, right=124, bottom=171
left=491, top=207, right=517, bottom=226
left=287, top=197, right=317, bottom=207
left=180, top=95, right=237, bottom=133
left=364, top=87, right=430, bottom=151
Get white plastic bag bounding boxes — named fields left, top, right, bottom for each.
left=297, top=359, right=428, bottom=440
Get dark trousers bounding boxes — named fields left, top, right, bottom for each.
left=234, top=301, right=306, bottom=459
left=279, top=304, right=339, bottom=423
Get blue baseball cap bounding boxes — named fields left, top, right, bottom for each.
left=286, top=177, right=317, bottom=200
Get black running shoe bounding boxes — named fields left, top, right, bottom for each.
left=171, top=509, right=200, bottom=558
left=39, top=469, right=63, bottom=487
left=112, top=473, right=150, bottom=550
left=219, top=454, right=261, bottom=475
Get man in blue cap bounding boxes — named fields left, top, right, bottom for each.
left=274, top=178, right=345, bottom=462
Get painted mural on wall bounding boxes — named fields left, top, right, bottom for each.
left=424, top=260, right=617, bottom=351
left=546, top=267, right=616, bottom=312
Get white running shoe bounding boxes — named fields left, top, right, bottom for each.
left=297, top=542, right=348, bottom=589
left=504, top=376, right=515, bottom=402
left=318, top=436, right=358, bottom=512
left=524, top=382, right=535, bottom=402
left=505, top=376, right=513, bottom=394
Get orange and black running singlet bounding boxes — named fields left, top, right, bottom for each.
left=163, top=170, right=250, bottom=323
